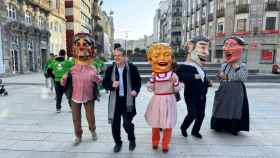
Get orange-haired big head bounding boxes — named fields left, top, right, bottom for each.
left=147, top=43, right=173, bottom=73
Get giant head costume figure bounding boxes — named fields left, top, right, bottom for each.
left=223, top=36, right=245, bottom=64
left=147, top=43, right=173, bottom=73
left=72, top=33, right=95, bottom=65
left=187, top=36, right=210, bottom=65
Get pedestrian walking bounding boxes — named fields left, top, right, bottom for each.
left=102, top=43, right=141, bottom=153
left=47, top=49, right=73, bottom=113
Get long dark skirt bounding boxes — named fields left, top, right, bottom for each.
left=211, top=82, right=249, bottom=133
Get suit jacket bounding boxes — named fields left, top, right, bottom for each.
left=102, top=62, right=141, bottom=115
left=175, top=64, right=210, bottom=106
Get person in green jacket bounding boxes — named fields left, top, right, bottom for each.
left=44, top=53, right=55, bottom=92
left=47, top=49, right=74, bottom=113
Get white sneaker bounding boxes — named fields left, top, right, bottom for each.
left=56, top=109, right=61, bottom=113
left=91, top=130, right=98, bottom=141
left=73, top=137, right=82, bottom=145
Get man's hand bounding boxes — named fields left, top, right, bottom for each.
left=112, top=81, right=119, bottom=88
left=130, top=90, right=137, bottom=96
left=195, top=74, right=201, bottom=80
left=171, top=76, right=178, bottom=84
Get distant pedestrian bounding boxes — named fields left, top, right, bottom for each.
left=44, top=53, right=55, bottom=92
left=211, top=36, right=250, bottom=135
left=47, top=49, right=73, bottom=113
left=102, top=43, right=141, bottom=153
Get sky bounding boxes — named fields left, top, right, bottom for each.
left=102, top=0, right=161, bottom=40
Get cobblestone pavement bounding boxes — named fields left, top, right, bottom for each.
left=0, top=74, right=280, bottom=158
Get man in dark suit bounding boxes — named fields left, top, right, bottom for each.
left=175, top=36, right=212, bottom=139
left=102, top=43, right=141, bottom=153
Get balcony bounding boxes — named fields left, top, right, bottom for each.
left=265, top=2, right=280, bottom=11
left=216, top=32, right=226, bottom=37
left=202, top=0, right=207, bottom=6
left=260, top=29, right=280, bottom=34
left=208, top=13, right=214, bottom=22
left=172, top=22, right=182, bottom=27
left=173, top=2, right=182, bottom=8
left=26, top=0, right=51, bottom=12
left=201, top=17, right=206, bottom=25
left=233, top=31, right=250, bottom=36
left=173, top=12, right=182, bottom=17
left=236, top=4, right=249, bottom=14
left=216, top=8, right=225, bottom=18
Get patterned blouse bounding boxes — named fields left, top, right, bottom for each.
left=221, top=63, right=248, bottom=82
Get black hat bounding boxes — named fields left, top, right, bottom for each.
left=224, top=36, right=246, bottom=45
left=190, top=35, right=210, bottom=44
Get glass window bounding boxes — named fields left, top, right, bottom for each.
left=237, top=19, right=247, bottom=31
left=25, top=11, right=32, bottom=24
left=209, top=1, right=214, bottom=13
left=7, top=4, right=16, bottom=20
left=217, top=23, right=224, bottom=32
left=265, top=17, right=276, bottom=30
left=202, top=7, right=206, bottom=18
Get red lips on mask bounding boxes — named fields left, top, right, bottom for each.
left=223, top=39, right=243, bottom=63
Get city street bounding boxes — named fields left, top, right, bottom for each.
left=0, top=73, right=280, bottom=158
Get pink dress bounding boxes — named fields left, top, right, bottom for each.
left=145, top=71, right=180, bottom=129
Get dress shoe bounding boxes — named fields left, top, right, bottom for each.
left=191, top=132, right=202, bottom=139
left=113, top=143, right=122, bottom=153
left=180, top=127, right=188, bottom=137
left=162, top=148, right=169, bottom=153
left=129, top=141, right=136, bottom=151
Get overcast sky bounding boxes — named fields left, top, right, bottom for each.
left=102, top=0, right=161, bottom=40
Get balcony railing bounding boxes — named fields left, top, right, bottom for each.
left=173, top=2, right=182, bottom=7
left=173, top=12, right=182, bottom=17
left=260, top=29, right=280, bottom=34
left=265, top=2, right=280, bottom=11
left=216, top=8, right=225, bottom=18
left=236, top=4, right=249, bottom=14
left=233, top=31, right=250, bottom=36
left=216, top=32, right=226, bottom=37
left=208, top=13, right=214, bottom=22
left=26, top=0, right=51, bottom=12
left=202, top=0, right=207, bottom=6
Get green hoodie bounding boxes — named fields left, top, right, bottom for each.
left=49, top=57, right=74, bottom=82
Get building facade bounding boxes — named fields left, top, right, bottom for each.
left=1, top=0, right=50, bottom=74
left=65, top=0, right=92, bottom=56
left=49, top=0, right=66, bottom=55
left=182, top=0, right=280, bottom=72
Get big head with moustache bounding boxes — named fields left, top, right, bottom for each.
left=187, top=36, right=210, bottom=65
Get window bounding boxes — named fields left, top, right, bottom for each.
left=54, top=22, right=58, bottom=31
left=7, top=4, right=16, bottom=20
left=237, top=19, right=247, bottom=31
left=217, top=0, right=225, bottom=10
left=217, top=23, right=224, bottom=32
left=209, top=1, right=214, bottom=13
left=202, top=7, right=206, bottom=18
left=215, top=50, right=223, bottom=58
left=265, top=17, right=276, bottom=30
left=197, top=11, right=200, bottom=23
left=238, top=0, right=248, bottom=5
left=260, top=49, right=275, bottom=64
left=38, top=16, right=44, bottom=27
left=25, top=11, right=32, bottom=24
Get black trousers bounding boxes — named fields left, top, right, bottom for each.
left=54, top=81, right=65, bottom=110
left=181, top=98, right=206, bottom=134
left=112, top=96, right=135, bottom=145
